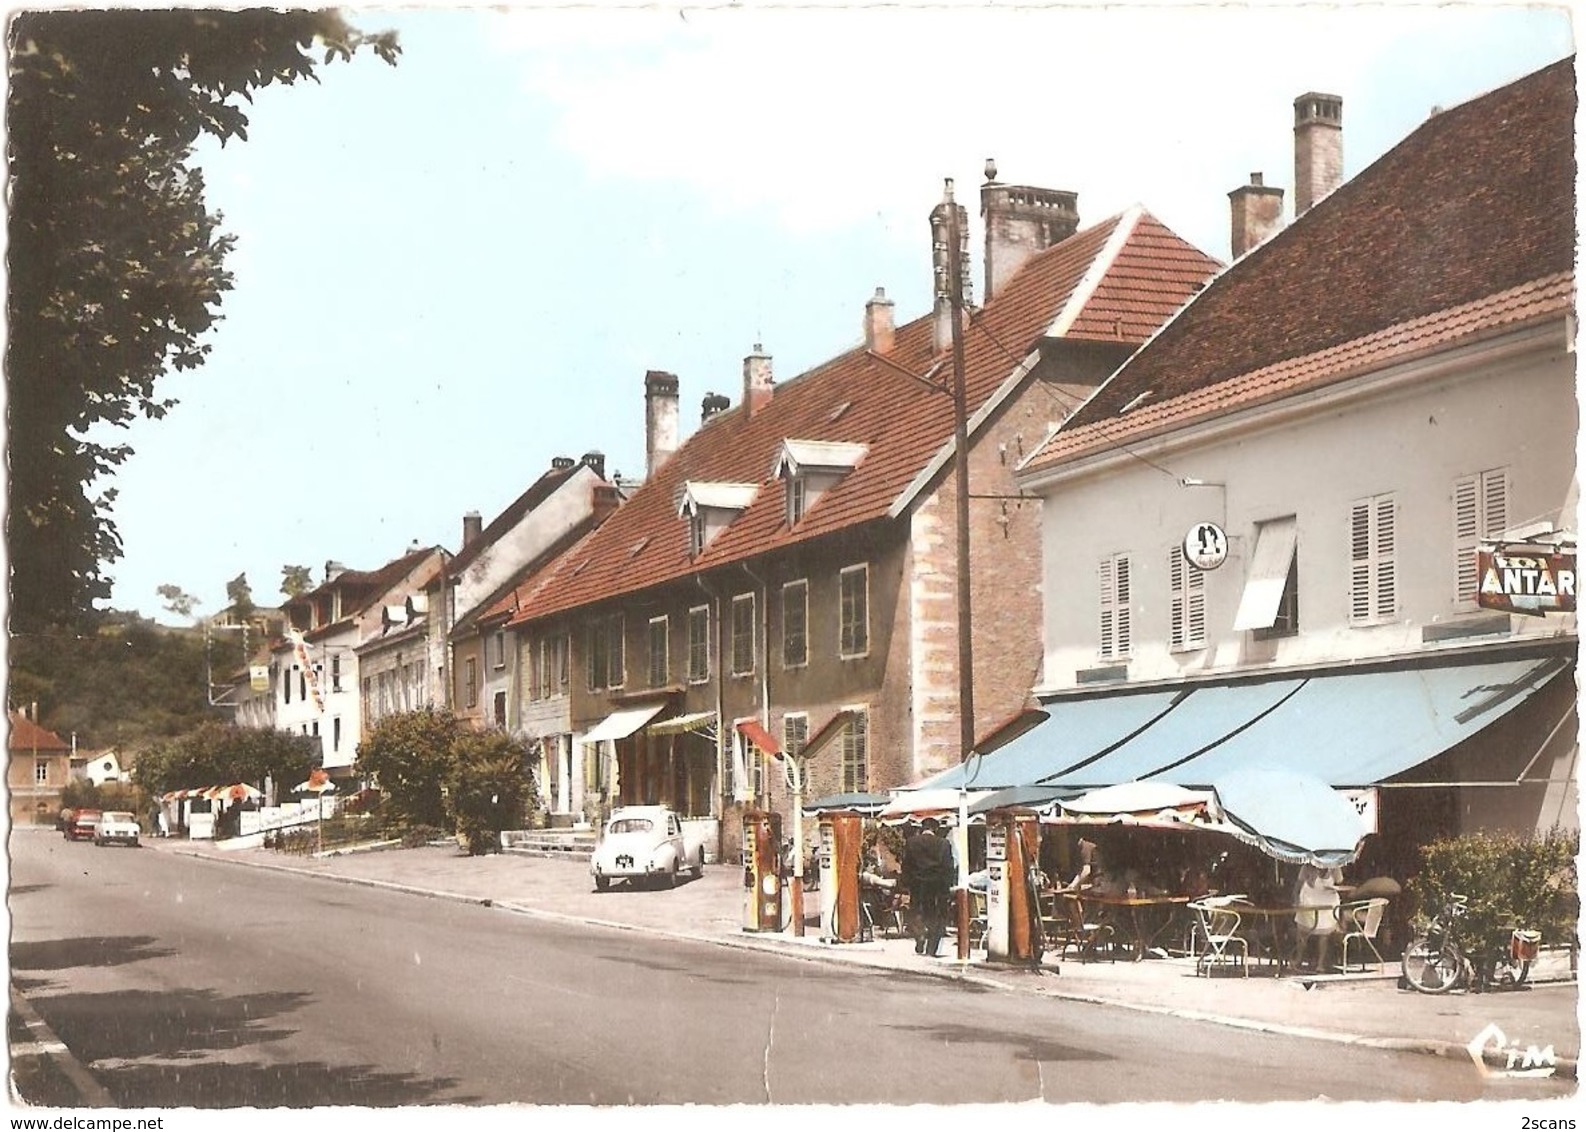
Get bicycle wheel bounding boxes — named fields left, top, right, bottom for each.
left=1402, top=935, right=1464, bottom=993
left=1491, top=955, right=1532, bottom=989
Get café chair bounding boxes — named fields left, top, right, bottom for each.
left=1189, top=896, right=1248, bottom=977
left=1056, top=893, right=1116, bottom=962
left=1338, top=897, right=1390, bottom=972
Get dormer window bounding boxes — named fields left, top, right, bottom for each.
left=678, top=481, right=758, bottom=558
left=771, top=440, right=867, bottom=529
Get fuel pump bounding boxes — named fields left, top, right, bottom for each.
left=985, top=809, right=1044, bottom=967
left=817, top=810, right=862, bottom=943
left=741, top=810, right=783, bottom=932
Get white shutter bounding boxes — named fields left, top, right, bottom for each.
left=1454, top=476, right=1480, bottom=601
left=1188, top=558, right=1206, bottom=646
left=1349, top=502, right=1373, bottom=622
left=1099, top=557, right=1115, bottom=657
left=1375, top=496, right=1397, bottom=618
left=1116, top=555, right=1132, bottom=656
left=1483, top=469, right=1509, bottom=537
left=1169, top=549, right=1186, bottom=649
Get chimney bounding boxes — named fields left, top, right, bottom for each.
left=580, top=450, right=606, bottom=480
left=1294, top=92, right=1343, bottom=216
left=980, top=161, right=1079, bottom=302
left=930, top=178, right=973, bottom=353
left=701, top=392, right=730, bottom=424
left=324, top=560, right=347, bottom=582
left=742, top=343, right=773, bottom=416
left=1228, top=172, right=1285, bottom=259
left=551, top=456, right=575, bottom=471
left=461, top=512, right=483, bottom=547
left=592, top=482, right=622, bottom=524
left=863, top=287, right=895, bottom=353
left=644, top=370, right=680, bottom=477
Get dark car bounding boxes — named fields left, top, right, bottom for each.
left=64, top=809, right=102, bottom=842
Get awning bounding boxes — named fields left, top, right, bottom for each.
left=648, top=710, right=717, bottom=737
left=802, top=791, right=890, bottom=815
left=1212, top=767, right=1370, bottom=868
left=967, top=784, right=1074, bottom=816
left=877, top=787, right=981, bottom=824
left=1232, top=516, right=1298, bottom=631
left=581, top=702, right=667, bottom=744
left=915, top=690, right=1182, bottom=791
left=1160, top=657, right=1568, bottom=787
left=801, top=709, right=858, bottom=760
left=735, top=718, right=781, bottom=755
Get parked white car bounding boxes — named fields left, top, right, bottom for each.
left=94, top=811, right=141, bottom=848
left=590, top=806, right=706, bottom=891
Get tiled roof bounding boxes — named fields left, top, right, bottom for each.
left=1030, top=273, right=1575, bottom=467
left=448, top=462, right=582, bottom=578
left=1024, top=56, right=1576, bottom=474
left=507, top=208, right=1218, bottom=626
left=9, top=711, right=69, bottom=751
left=288, top=546, right=444, bottom=646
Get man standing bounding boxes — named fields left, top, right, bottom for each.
left=902, top=818, right=954, bottom=957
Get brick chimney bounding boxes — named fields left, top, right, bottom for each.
left=742, top=344, right=773, bottom=416
left=592, top=482, right=621, bottom=524
left=1294, top=92, right=1343, bottom=216
left=644, top=370, right=680, bottom=477
left=701, top=392, right=730, bottom=424
left=863, top=287, right=895, bottom=353
left=461, top=512, right=483, bottom=547
left=1228, top=172, right=1285, bottom=259
left=980, top=160, right=1079, bottom=302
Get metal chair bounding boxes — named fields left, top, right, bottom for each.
left=1338, top=897, right=1390, bottom=971
left=1189, top=897, right=1249, bottom=977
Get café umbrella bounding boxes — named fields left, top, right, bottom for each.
left=1211, top=767, right=1368, bottom=869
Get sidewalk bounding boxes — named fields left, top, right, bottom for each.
left=138, top=835, right=1579, bottom=1081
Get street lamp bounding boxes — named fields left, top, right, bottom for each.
left=931, top=178, right=977, bottom=961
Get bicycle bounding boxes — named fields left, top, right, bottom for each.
left=1401, top=892, right=1541, bottom=994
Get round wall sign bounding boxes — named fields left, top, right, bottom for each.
left=1184, top=522, right=1229, bottom=570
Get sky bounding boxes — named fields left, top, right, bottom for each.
left=93, top=1, right=1577, bottom=624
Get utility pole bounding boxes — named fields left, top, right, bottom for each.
left=931, top=178, right=976, bottom=961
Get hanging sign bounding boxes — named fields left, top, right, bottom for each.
left=1477, top=544, right=1576, bottom=616
left=249, top=666, right=270, bottom=693
left=1183, top=522, right=1229, bottom=571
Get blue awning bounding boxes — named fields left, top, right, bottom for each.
left=1160, top=657, right=1566, bottom=788
left=1212, top=767, right=1369, bottom=869
left=1040, top=679, right=1305, bottom=789
left=916, top=690, right=1181, bottom=791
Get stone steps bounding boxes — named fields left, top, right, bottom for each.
left=501, top=830, right=597, bottom=861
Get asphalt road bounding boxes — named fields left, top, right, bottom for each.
left=9, top=831, right=1574, bottom=1108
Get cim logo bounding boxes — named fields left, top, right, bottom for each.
left=1467, top=1022, right=1558, bottom=1078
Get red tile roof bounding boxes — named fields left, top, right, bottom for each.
left=507, top=208, right=1218, bottom=625
left=1024, top=57, right=1576, bottom=474
left=9, top=711, right=69, bottom=751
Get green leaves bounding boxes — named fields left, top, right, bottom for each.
left=1407, top=828, right=1579, bottom=958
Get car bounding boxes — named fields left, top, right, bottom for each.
left=64, top=809, right=102, bottom=842
left=590, top=805, right=707, bottom=891
left=94, top=811, right=141, bottom=848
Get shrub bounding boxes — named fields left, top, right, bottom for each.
left=1405, top=827, right=1578, bottom=963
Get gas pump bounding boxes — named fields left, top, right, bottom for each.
left=817, top=811, right=862, bottom=943
left=741, top=811, right=783, bottom=932
left=985, top=810, right=1043, bottom=966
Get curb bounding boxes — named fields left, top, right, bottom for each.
left=9, top=984, right=117, bottom=1106
left=166, top=847, right=1579, bottom=1080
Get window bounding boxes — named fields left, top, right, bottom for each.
left=331, top=654, right=343, bottom=692
left=34, top=759, right=47, bottom=785
left=787, top=476, right=807, bottom=525
left=312, top=721, right=320, bottom=738
left=781, top=580, right=808, bottom=668
left=493, top=690, right=507, bottom=727
left=839, top=564, right=869, bottom=658
left=840, top=709, right=869, bottom=793
left=492, top=630, right=506, bottom=670
left=1350, top=494, right=1398, bottom=623
left=783, top=713, right=809, bottom=760
left=731, top=593, right=756, bottom=677
left=687, top=605, right=711, bottom=684
left=1455, top=468, right=1509, bottom=602
left=284, top=667, right=293, bottom=704
left=464, top=656, right=478, bottom=708
left=1232, top=516, right=1298, bottom=637
left=1169, top=547, right=1207, bottom=649
left=688, top=511, right=707, bottom=558
left=587, top=614, right=626, bottom=691
left=559, top=632, right=570, bottom=688
left=1099, top=553, right=1132, bottom=659
left=648, top=616, right=670, bottom=687
left=332, top=716, right=342, bottom=753
left=299, top=669, right=307, bottom=702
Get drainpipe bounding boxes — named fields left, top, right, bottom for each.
left=694, top=574, right=726, bottom=829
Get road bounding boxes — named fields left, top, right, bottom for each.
left=8, top=831, right=1574, bottom=1108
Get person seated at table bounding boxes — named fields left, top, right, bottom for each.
left=1179, top=859, right=1213, bottom=898
left=1060, top=837, right=1101, bottom=892
left=1291, top=861, right=1344, bottom=972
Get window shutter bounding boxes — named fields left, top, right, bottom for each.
left=1099, top=558, right=1115, bottom=657
left=1454, top=475, right=1479, bottom=600
left=1188, top=558, right=1206, bottom=646
left=1483, top=469, right=1509, bottom=537
left=1169, top=549, right=1185, bottom=649
left=1116, top=555, right=1132, bottom=656
left=1375, top=496, right=1397, bottom=618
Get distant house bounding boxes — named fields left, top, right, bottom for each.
left=9, top=710, right=72, bottom=826
left=1005, top=61, right=1576, bottom=865
left=501, top=174, right=1220, bottom=851
left=73, top=747, right=127, bottom=786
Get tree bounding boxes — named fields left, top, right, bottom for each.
left=355, top=709, right=459, bottom=831
left=132, top=721, right=318, bottom=798
left=156, top=583, right=201, bottom=620
left=446, top=729, right=537, bottom=855
left=225, top=573, right=256, bottom=620
left=281, top=565, right=314, bottom=598
left=6, top=10, right=399, bottom=633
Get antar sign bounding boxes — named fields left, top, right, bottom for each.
left=1477, top=545, right=1576, bottom=616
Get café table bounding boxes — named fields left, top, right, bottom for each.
left=1223, top=901, right=1342, bottom=976
left=1085, top=892, right=1194, bottom=962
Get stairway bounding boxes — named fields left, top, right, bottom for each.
left=501, top=829, right=597, bottom=861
